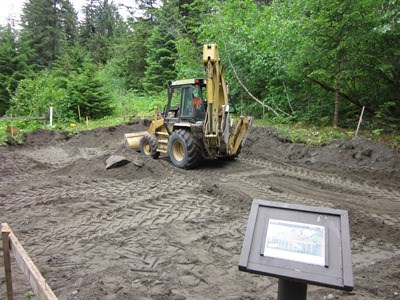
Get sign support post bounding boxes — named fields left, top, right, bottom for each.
left=278, top=279, right=307, bottom=300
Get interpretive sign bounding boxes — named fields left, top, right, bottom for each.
left=263, top=219, right=325, bottom=266
left=238, top=199, right=353, bottom=291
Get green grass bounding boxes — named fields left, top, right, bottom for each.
left=0, top=123, right=7, bottom=145
left=24, top=290, right=34, bottom=299
left=0, top=119, right=44, bottom=146
left=114, top=91, right=166, bottom=118
left=254, top=118, right=400, bottom=154
left=254, top=119, right=354, bottom=145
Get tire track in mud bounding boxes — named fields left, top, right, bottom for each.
left=242, top=158, right=400, bottom=203
left=193, top=158, right=400, bottom=240
left=241, top=158, right=400, bottom=228
left=1, top=157, right=278, bottom=298
left=202, top=158, right=400, bottom=222
left=194, top=161, right=338, bottom=207
left=3, top=173, right=230, bottom=273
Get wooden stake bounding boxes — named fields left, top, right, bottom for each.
left=77, top=105, right=81, bottom=121
left=2, top=223, right=13, bottom=300
left=354, top=106, right=365, bottom=139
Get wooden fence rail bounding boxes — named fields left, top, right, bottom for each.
left=1, top=223, right=57, bottom=300
left=0, top=115, right=46, bottom=127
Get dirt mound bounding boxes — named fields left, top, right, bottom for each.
left=52, top=148, right=173, bottom=182
left=243, top=126, right=400, bottom=171
left=15, top=123, right=400, bottom=174
left=20, top=120, right=148, bottom=149
left=64, top=122, right=147, bottom=150
left=22, top=129, right=71, bottom=147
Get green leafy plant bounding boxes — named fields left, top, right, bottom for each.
left=372, top=129, right=384, bottom=136
left=131, top=278, right=141, bottom=284
left=24, top=290, right=34, bottom=299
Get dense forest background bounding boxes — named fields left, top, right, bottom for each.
left=0, top=0, right=399, bottom=130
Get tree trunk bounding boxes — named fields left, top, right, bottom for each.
left=333, top=63, right=340, bottom=127
left=334, top=80, right=339, bottom=127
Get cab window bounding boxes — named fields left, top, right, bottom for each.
left=181, top=87, right=193, bottom=118
left=181, top=85, right=206, bottom=120
left=168, top=87, right=182, bottom=118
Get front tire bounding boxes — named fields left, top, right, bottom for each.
left=168, top=129, right=200, bottom=169
left=140, top=135, right=160, bottom=159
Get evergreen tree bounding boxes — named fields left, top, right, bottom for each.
left=66, top=59, right=113, bottom=119
left=136, top=0, right=159, bottom=21
left=112, top=17, right=154, bottom=90
left=0, top=24, right=31, bottom=115
left=9, top=44, right=113, bottom=120
left=79, top=0, right=126, bottom=64
left=54, top=44, right=114, bottom=119
left=142, top=0, right=179, bottom=91
left=19, top=0, right=77, bottom=69
left=173, top=0, right=207, bottom=79
left=143, top=26, right=177, bottom=91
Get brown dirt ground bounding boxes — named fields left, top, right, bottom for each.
left=1, top=121, right=399, bottom=299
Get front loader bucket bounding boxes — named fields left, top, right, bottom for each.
left=124, top=131, right=147, bottom=149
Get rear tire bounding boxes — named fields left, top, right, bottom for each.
left=168, top=129, right=200, bottom=169
left=140, top=135, right=160, bottom=159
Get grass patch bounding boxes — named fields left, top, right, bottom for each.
left=0, top=123, right=7, bottom=146
left=254, top=120, right=354, bottom=145
left=254, top=117, right=399, bottom=152
left=114, top=91, right=166, bottom=118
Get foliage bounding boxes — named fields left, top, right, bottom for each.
left=8, top=46, right=113, bottom=121
left=8, top=71, right=68, bottom=117
left=80, top=0, right=127, bottom=64
left=110, top=17, right=154, bottom=91
left=0, top=119, right=44, bottom=146
left=2, top=0, right=399, bottom=133
left=66, top=66, right=113, bottom=120
left=24, top=290, right=34, bottom=299
left=142, top=0, right=179, bottom=92
left=19, top=0, right=77, bottom=69
left=0, top=24, right=31, bottom=115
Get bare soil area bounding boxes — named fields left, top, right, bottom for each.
left=1, top=121, right=399, bottom=299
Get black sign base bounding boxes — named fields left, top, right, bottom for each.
left=278, top=279, right=307, bottom=300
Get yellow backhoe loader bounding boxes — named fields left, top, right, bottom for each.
left=124, top=44, right=252, bottom=169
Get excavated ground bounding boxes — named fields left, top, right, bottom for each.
left=1, top=121, right=399, bottom=299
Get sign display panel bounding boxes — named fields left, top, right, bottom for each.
left=263, top=219, right=326, bottom=266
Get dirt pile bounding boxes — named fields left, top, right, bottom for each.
left=243, top=126, right=400, bottom=171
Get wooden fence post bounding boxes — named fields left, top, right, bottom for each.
left=1, top=223, right=57, bottom=300
left=2, top=223, right=13, bottom=300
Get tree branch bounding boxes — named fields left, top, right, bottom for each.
left=222, top=43, right=280, bottom=117
left=307, top=76, right=373, bottom=113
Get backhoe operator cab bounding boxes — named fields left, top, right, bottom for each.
left=166, top=79, right=206, bottom=123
